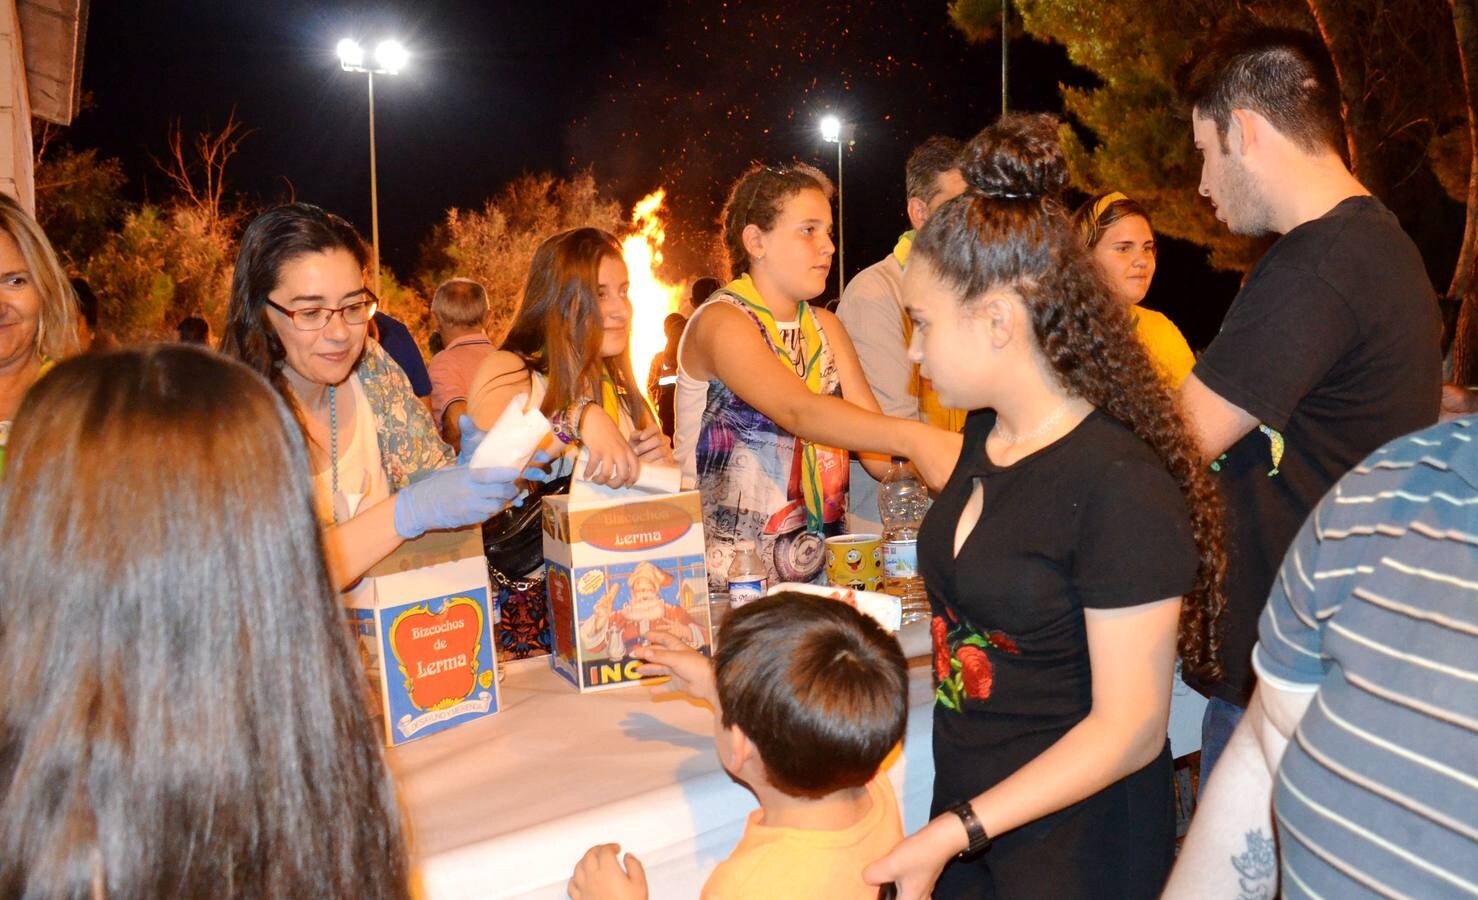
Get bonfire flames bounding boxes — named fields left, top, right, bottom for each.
left=621, top=190, right=687, bottom=402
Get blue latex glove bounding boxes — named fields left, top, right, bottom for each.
left=455, top=414, right=486, bottom=467
left=394, top=464, right=523, bottom=539
left=456, top=414, right=555, bottom=479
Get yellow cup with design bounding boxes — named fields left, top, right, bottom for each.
left=824, top=533, right=884, bottom=591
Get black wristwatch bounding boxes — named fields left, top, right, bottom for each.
left=947, top=800, right=992, bottom=858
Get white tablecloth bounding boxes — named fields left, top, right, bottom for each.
left=389, top=655, right=938, bottom=900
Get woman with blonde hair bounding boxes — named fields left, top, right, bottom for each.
left=0, top=193, right=77, bottom=475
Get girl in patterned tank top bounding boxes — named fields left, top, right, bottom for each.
left=674, top=163, right=950, bottom=591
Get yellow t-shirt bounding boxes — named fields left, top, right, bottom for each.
left=0, top=356, right=57, bottom=478
left=1133, top=307, right=1195, bottom=388
left=702, top=775, right=903, bottom=900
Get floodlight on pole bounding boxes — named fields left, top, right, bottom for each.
left=819, top=115, right=855, bottom=296
left=337, top=38, right=409, bottom=296
left=374, top=39, right=409, bottom=75
left=336, top=38, right=364, bottom=69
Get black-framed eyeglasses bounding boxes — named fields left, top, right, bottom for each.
left=264, top=292, right=379, bottom=332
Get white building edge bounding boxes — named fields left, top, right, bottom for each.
left=0, top=0, right=87, bottom=214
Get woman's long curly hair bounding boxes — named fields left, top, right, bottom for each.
left=913, top=113, right=1226, bottom=682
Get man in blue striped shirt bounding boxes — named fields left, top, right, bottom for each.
left=1166, top=415, right=1476, bottom=898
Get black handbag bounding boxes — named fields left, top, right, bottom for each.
left=482, top=473, right=571, bottom=577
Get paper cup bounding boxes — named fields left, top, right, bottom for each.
left=824, top=533, right=884, bottom=591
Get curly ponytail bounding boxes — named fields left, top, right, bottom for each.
left=914, top=114, right=1226, bottom=682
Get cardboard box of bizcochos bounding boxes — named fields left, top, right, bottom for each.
left=344, top=526, right=500, bottom=745
left=542, top=475, right=713, bottom=692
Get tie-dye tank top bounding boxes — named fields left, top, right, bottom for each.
left=692, top=294, right=850, bottom=592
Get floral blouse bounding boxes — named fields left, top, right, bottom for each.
left=355, top=340, right=453, bottom=489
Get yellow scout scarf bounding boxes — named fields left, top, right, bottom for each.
left=0, top=356, right=56, bottom=478
left=893, top=230, right=914, bottom=268
left=600, top=371, right=622, bottom=423
left=724, top=273, right=827, bottom=532
left=891, top=232, right=967, bottom=433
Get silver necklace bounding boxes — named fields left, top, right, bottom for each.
left=993, top=403, right=1071, bottom=446
left=328, top=383, right=339, bottom=524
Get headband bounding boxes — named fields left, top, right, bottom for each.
left=1091, top=191, right=1131, bottom=223
left=1078, top=190, right=1132, bottom=241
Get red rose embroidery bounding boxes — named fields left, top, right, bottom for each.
left=988, top=630, right=1020, bottom=655
left=931, top=616, right=951, bottom=683
left=957, top=645, right=994, bottom=700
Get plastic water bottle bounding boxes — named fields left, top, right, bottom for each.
left=879, top=458, right=930, bottom=625
left=727, top=540, right=768, bottom=609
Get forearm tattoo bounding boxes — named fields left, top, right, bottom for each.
left=1231, top=829, right=1277, bottom=900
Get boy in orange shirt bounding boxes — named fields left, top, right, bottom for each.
left=568, top=593, right=909, bottom=900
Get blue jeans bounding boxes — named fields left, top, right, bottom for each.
left=1199, top=696, right=1245, bottom=791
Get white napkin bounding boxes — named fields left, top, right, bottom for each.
left=568, top=450, right=682, bottom=502
left=469, top=393, right=549, bottom=472
left=766, top=582, right=904, bottom=634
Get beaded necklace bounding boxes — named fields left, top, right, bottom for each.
left=328, top=383, right=339, bottom=524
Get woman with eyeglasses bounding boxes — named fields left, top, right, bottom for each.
left=222, top=204, right=531, bottom=588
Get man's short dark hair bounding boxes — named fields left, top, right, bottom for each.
left=905, top=136, right=964, bottom=203
left=715, top=592, right=907, bottom=799
left=1181, top=26, right=1344, bottom=156
left=691, top=276, right=721, bottom=306
left=177, top=315, right=209, bottom=344
left=70, top=277, right=98, bottom=329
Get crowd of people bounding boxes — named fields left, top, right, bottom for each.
left=0, top=23, right=1469, bottom=900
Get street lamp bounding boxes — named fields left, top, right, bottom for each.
left=337, top=37, right=409, bottom=295
left=819, top=115, right=855, bottom=296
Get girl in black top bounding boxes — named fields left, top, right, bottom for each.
left=863, top=116, right=1226, bottom=899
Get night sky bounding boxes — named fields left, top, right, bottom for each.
left=69, top=0, right=1238, bottom=345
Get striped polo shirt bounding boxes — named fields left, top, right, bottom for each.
left=1253, top=415, right=1477, bottom=898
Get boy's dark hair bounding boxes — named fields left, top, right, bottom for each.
left=905, top=136, right=963, bottom=204
left=715, top=592, right=907, bottom=799
left=1181, top=26, right=1344, bottom=156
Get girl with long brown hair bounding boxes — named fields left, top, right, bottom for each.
left=864, top=115, right=1225, bottom=899
left=465, top=227, right=672, bottom=654
left=0, top=347, right=410, bottom=898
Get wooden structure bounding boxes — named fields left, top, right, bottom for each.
left=0, top=0, right=87, bottom=213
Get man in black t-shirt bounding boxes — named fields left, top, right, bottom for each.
left=1177, top=29, right=1441, bottom=781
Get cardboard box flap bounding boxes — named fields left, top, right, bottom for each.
left=368, top=527, right=484, bottom=579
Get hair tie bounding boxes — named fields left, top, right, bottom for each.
left=975, top=188, right=1036, bottom=201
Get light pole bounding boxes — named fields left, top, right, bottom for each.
left=337, top=37, right=409, bottom=296
left=819, top=115, right=855, bottom=297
